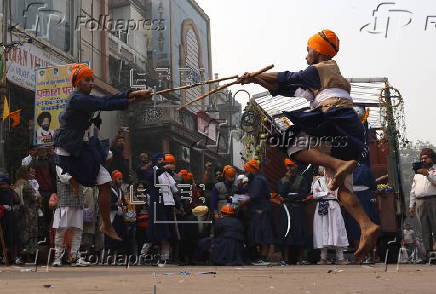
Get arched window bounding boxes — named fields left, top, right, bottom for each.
left=181, top=19, right=205, bottom=109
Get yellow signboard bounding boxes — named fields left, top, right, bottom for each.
left=34, top=64, right=75, bottom=145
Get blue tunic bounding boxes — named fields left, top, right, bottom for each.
left=275, top=172, right=310, bottom=246
left=247, top=173, right=273, bottom=245
left=211, top=216, right=245, bottom=266
left=344, top=164, right=380, bottom=242
left=143, top=166, right=179, bottom=242
left=269, top=67, right=366, bottom=162
left=54, top=90, right=129, bottom=186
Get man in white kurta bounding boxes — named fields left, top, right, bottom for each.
left=52, top=166, right=90, bottom=267
left=312, top=167, right=349, bottom=264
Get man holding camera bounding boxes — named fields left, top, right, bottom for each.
left=409, top=148, right=436, bottom=256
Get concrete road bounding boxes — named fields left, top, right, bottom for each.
left=0, top=264, right=434, bottom=294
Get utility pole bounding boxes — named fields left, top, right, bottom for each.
left=0, top=0, right=10, bottom=170
left=384, top=84, right=406, bottom=219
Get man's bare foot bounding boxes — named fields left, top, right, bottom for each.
left=100, top=223, right=122, bottom=241
left=354, top=223, right=380, bottom=258
left=329, top=160, right=358, bottom=190
left=69, top=177, right=80, bottom=196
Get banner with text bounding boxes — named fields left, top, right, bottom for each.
left=34, top=64, right=75, bottom=145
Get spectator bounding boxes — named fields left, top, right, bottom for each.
left=108, top=136, right=129, bottom=182
left=276, top=159, right=308, bottom=265
left=135, top=153, right=151, bottom=183
left=81, top=187, right=101, bottom=252
left=409, top=148, right=436, bottom=259
left=402, top=223, right=417, bottom=260
left=13, top=166, right=41, bottom=264
left=178, top=171, right=201, bottom=265
left=0, top=173, right=20, bottom=264
left=105, top=170, right=126, bottom=252
left=30, top=146, right=57, bottom=241
left=52, top=165, right=90, bottom=267
left=21, top=145, right=38, bottom=166
left=344, top=163, right=380, bottom=261
left=239, top=160, right=274, bottom=265
left=209, top=204, right=245, bottom=266
left=134, top=182, right=151, bottom=257
left=120, top=184, right=138, bottom=256
left=236, top=174, right=249, bottom=194
left=312, top=167, right=349, bottom=265
left=210, top=165, right=238, bottom=219
left=146, top=153, right=179, bottom=265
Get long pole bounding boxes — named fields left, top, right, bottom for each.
left=0, top=0, right=9, bottom=170
left=154, top=75, right=238, bottom=96
left=177, top=64, right=274, bottom=111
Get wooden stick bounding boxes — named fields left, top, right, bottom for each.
left=177, top=64, right=274, bottom=111
left=154, top=75, right=239, bottom=96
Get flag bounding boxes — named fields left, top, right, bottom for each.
left=2, top=96, right=9, bottom=120
left=9, top=109, right=22, bottom=127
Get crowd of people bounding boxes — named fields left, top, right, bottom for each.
left=2, top=29, right=434, bottom=268
left=0, top=141, right=396, bottom=267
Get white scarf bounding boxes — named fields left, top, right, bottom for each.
left=158, top=171, right=178, bottom=206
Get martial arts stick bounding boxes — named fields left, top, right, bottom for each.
left=154, top=75, right=238, bottom=96
left=176, top=64, right=274, bottom=111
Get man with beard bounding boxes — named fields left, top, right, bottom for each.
left=210, top=165, right=238, bottom=219
left=36, top=112, right=54, bottom=145
left=409, top=148, right=436, bottom=258
left=135, top=153, right=151, bottom=183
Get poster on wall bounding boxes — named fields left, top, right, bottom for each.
left=33, top=62, right=88, bottom=145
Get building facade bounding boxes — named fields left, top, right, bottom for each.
left=0, top=0, right=242, bottom=179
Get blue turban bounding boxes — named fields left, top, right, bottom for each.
left=151, top=153, right=164, bottom=164
left=0, top=173, right=11, bottom=184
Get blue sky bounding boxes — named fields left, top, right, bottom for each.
left=196, top=0, right=436, bottom=144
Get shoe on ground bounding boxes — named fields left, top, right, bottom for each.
left=71, top=257, right=90, bottom=267
left=15, top=257, right=24, bottom=265
left=336, top=259, right=350, bottom=265
left=157, top=260, right=168, bottom=267
left=251, top=259, right=270, bottom=266
left=52, top=259, right=62, bottom=267
left=300, top=260, right=312, bottom=265
left=317, top=259, right=328, bottom=265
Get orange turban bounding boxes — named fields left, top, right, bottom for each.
left=111, top=170, right=123, bottom=180
left=284, top=158, right=296, bottom=166
left=178, top=169, right=188, bottom=176
left=307, top=29, right=339, bottom=58
left=244, top=159, right=259, bottom=174
left=71, top=64, right=94, bottom=87
left=223, top=165, right=236, bottom=178
left=164, top=154, right=176, bottom=164
left=220, top=204, right=235, bottom=216
left=179, top=170, right=193, bottom=181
